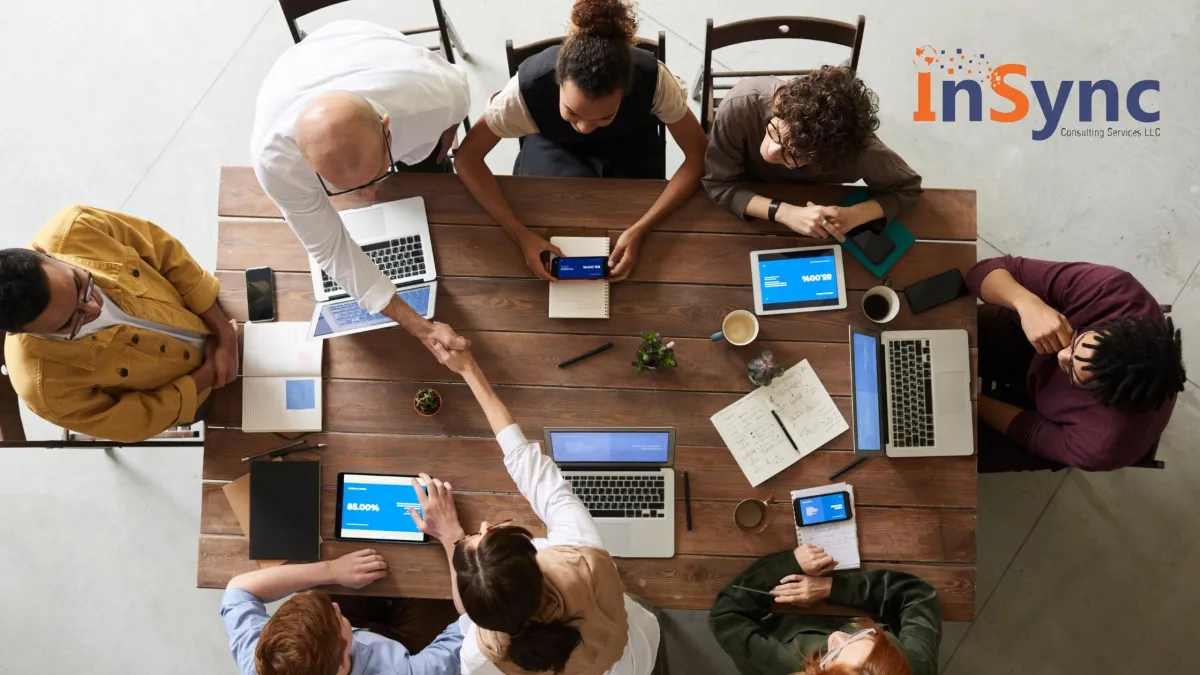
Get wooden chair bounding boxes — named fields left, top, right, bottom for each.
left=700, top=15, right=865, bottom=132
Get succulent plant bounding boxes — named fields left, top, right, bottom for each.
left=747, top=350, right=784, bottom=387
left=632, top=332, right=678, bottom=375
left=414, top=388, right=442, bottom=415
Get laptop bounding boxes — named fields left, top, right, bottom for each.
left=848, top=325, right=974, bottom=458
left=543, top=427, right=676, bottom=558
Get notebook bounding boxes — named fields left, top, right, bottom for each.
left=241, top=322, right=323, bottom=433
left=710, top=360, right=849, bottom=487
left=549, top=236, right=610, bottom=319
left=791, top=482, right=861, bottom=570
left=249, top=460, right=321, bottom=561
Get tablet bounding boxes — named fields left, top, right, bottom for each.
left=309, top=281, right=437, bottom=341
left=751, top=245, right=848, bottom=315
left=335, top=472, right=430, bottom=543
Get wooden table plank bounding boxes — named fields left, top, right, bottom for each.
left=217, top=166, right=977, bottom=240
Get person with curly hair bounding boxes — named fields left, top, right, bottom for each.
left=968, top=255, right=1187, bottom=471
left=455, top=0, right=708, bottom=282
left=703, top=68, right=922, bottom=239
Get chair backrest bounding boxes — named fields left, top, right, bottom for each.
left=700, top=15, right=865, bottom=132
left=0, top=333, right=26, bottom=442
left=505, top=31, right=666, bottom=78
left=279, top=0, right=456, bottom=64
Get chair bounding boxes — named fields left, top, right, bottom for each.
left=700, top=15, right=865, bottom=132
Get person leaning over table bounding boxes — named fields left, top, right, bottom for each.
left=453, top=0, right=708, bottom=282
left=252, top=19, right=470, bottom=363
left=0, top=206, right=240, bottom=443
left=413, top=343, right=660, bottom=675
left=969, top=255, right=1186, bottom=472
left=702, top=67, right=922, bottom=241
left=710, top=544, right=940, bottom=675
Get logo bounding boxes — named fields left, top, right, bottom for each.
left=912, top=46, right=1160, bottom=141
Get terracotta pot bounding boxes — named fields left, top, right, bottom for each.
left=413, top=390, right=442, bottom=417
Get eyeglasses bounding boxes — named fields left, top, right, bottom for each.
left=820, top=628, right=877, bottom=668
left=315, top=121, right=396, bottom=197
left=767, top=120, right=803, bottom=169
left=455, top=519, right=514, bottom=545
left=66, top=272, right=95, bottom=341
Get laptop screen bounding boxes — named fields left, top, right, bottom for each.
left=851, top=330, right=884, bottom=452
left=548, top=430, right=671, bottom=464
left=311, top=286, right=430, bottom=339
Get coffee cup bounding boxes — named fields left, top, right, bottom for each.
left=710, top=310, right=760, bottom=346
left=862, top=286, right=900, bottom=324
left=734, top=496, right=773, bottom=533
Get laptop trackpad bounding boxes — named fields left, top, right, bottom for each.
left=936, top=372, right=969, bottom=413
left=342, top=208, right=387, bottom=241
left=595, top=522, right=631, bottom=553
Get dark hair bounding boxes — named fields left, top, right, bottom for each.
left=773, top=66, right=881, bottom=170
left=1076, top=316, right=1186, bottom=413
left=556, top=0, right=640, bottom=98
left=454, top=525, right=582, bottom=673
left=256, top=590, right=346, bottom=675
left=0, top=248, right=52, bottom=333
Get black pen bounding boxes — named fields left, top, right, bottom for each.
left=273, top=443, right=326, bottom=459
left=770, top=410, right=799, bottom=453
left=683, top=471, right=693, bottom=531
left=829, top=456, right=867, bottom=481
left=730, top=584, right=775, bottom=597
left=241, top=439, right=305, bottom=462
left=557, top=342, right=614, bottom=368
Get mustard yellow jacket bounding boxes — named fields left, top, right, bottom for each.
left=4, top=206, right=220, bottom=442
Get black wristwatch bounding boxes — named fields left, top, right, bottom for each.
left=767, top=199, right=782, bottom=223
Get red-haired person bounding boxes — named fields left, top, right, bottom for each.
left=710, top=545, right=940, bottom=675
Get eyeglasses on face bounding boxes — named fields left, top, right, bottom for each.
left=767, top=120, right=803, bottom=169
left=66, top=271, right=95, bottom=341
left=315, top=120, right=397, bottom=197
left=820, top=628, right=877, bottom=668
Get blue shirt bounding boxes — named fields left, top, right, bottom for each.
left=220, top=588, right=463, bottom=675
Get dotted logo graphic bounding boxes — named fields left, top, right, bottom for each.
left=913, top=46, right=992, bottom=83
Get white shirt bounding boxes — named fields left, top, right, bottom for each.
left=457, top=425, right=660, bottom=675
left=47, top=288, right=207, bottom=349
left=251, top=19, right=470, bottom=313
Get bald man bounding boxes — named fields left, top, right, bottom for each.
left=252, top=19, right=470, bottom=358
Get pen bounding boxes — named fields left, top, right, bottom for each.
left=770, top=410, right=799, bottom=453
left=241, top=438, right=305, bottom=462
left=273, top=443, right=326, bottom=459
left=683, top=471, right=693, bottom=531
left=829, top=456, right=867, bottom=481
left=557, top=342, right=614, bottom=368
left=730, top=584, right=775, bottom=597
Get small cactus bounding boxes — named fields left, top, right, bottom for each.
left=632, top=332, right=678, bottom=375
left=414, top=388, right=442, bottom=415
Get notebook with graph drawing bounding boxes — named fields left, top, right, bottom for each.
left=792, top=482, right=861, bottom=570
left=241, top=322, right=323, bottom=433
left=548, top=236, right=610, bottom=319
left=710, top=360, right=849, bottom=487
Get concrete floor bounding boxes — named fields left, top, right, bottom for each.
left=1, top=1, right=1197, bottom=672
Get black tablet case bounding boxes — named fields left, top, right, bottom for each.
left=249, top=461, right=321, bottom=561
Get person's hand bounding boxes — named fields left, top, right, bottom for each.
left=420, top=321, right=470, bottom=363
left=212, top=318, right=241, bottom=388
left=326, top=549, right=389, bottom=589
left=608, top=228, right=644, bottom=281
left=770, top=574, right=833, bottom=607
left=1015, top=297, right=1074, bottom=354
left=794, top=544, right=838, bottom=576
left=408, top=472, right=465, bottom=546
left=518, top=232, right=563, bottom=282
left=776, top=202, right=846, bottom=241
left=430, top=343, right=478, bottom=376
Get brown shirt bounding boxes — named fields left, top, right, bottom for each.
left=703, top=76, right=923, bottom=220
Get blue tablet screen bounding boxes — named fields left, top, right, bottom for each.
left=758, top=249, right=842, bottom=311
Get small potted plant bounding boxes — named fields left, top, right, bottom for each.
left=748, top=350, right=784, bottom=387
left=413, top=388, right=442, bottom=417
left=633, top=332, right=678, bottom=374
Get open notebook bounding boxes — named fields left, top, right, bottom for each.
left=241, top=322, right=323, bottom=433
left=549, top=236, right=610, bottom=319
left=792, top=482, right=861, bottom=570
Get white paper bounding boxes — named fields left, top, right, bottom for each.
left=242, top=322, right=324, bottom=433
left=548, top=237, right=610, bottom=319
left=243, top=322, right=323, bottom=377
left=791, top=483, right=861, bottom=570
left=242, top=377, right=322, bottom=433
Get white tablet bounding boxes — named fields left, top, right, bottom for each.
left=751, top=245, right=848, bottom=315
left=308, top=281, right=437, bottom=341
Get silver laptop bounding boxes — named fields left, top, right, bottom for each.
left=848, top=326, right=974, bottom=458
left=309, top=197, right=437, bottom=302
left=544, top=427, right=676, bottom=558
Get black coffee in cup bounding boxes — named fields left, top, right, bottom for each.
left=863, top=294, right=892, bottom=321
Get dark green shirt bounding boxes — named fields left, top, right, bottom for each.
left=709, top=552, right=941, bottom=675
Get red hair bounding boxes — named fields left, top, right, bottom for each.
left=794, top=623, right=911, bottom=675
left=255, top=590, right=347, bottom=675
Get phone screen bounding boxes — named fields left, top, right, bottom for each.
left=245, top=267, right=276, bottom=322
left=794, top=492, right=852, bottom=527
left=904, top=269, right=969, bottom=314
left=552, top=256, right=608, bottom=280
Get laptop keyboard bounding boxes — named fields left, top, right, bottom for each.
left=564, top=473, right=667, bottom=519
left=888, top=339, right=935, bottom=448
left=321, top=235, right=427, bottom=295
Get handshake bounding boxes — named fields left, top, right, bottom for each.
left=418, top=320, right=479, bottom=375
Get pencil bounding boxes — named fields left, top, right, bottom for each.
left=241, top=438, right=305, bottom=462
left=683, top=471, right=693, bottom=531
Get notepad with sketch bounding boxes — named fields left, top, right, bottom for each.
left=548, top=236, right=610, bottom=319
left=710, top=360, right=849, bottom=487
left=241, top=322, right=323, bottom=433
left=792, top=482, right=861, bottom=570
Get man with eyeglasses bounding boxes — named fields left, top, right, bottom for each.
left=968, top=255, right=1186, bottom=471
left=702, top=67, right=922, bottom=240
left=252, top=19, right=471, bottom=361
left=0, top=206, right=240, bottom=442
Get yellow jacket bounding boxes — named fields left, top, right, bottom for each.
left=4, top=206, right=220, bottom=442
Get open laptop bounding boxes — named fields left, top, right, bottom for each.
left=849, top=325, right=974, bottom=458
left=544, top=427, right=676, bottom=558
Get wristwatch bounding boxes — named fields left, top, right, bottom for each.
left=767, top=199, right=782, bottom=223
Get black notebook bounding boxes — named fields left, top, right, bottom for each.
left=249, top=461, right=321, bottom=561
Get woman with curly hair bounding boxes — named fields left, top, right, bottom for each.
left=703, top=68, right=923, bottom=240
left=455, top=0, right=708, bottom=283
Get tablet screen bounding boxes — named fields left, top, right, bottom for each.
left=757, top=249, right=842, bottom=311
left=312, top=286, right=430, bottom=339
left=337, top=473, right=425, bottom=542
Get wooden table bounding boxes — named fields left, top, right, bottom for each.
left=199, top=167, right=978, bottom=621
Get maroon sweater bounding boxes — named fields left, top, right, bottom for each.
left=966, top=256, right=1175, bottom=470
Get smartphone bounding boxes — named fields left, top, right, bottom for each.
left=245, top=266, right=276, bottom=322
left=793, top=491, right=853, bottom=527
left=550, top=256, right=610, bottom=280
left=904, top=268, right=969, bottom=314
left=850, top=229, right=895, bottom=265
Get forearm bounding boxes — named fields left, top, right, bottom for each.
left=978, top=268, right=1042, bottom=312
left=199, top=301, right=236, bottom=339
left=455, top=154, right=532, bottom=243
left=461, top=362, right=515, bottom=435
left=190, top=364, right=215, bottom=396
left=442, top=541, right=466, bottom=614
left=382, top=293, right=431, bottom=340
left=629, top=155, right=702, bottom=235
left=839, top=199, right=885, bottom=229
left=744, top=194, right=774, bottom=220
left=228, top=560, right=334, bottom=603
left=978, top=394, right=1025, bottom=434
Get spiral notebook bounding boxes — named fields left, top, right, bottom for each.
left=791, top=482, right=861, bottom=570
left=548, top=236, right=610, bottom=319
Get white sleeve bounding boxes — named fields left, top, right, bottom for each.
left=496, top=424, right=604, bottom=549
left=253, top=162, right=396, bottom=313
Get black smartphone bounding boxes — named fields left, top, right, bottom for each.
left=245, top=266, right=276, bottom=322
left=549, top=256, right=610, bottom=280
left=850, top=229, right=895, bottom=265
left=793, top=491, right=853, bottom=527
left=904, top=268, right=970, bottom=314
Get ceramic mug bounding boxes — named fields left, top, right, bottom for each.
left=734, top=496, right=773, bottom=533
left=862, top=286, right=901, bottom=324
left=710, top=309, right=760, bottom=346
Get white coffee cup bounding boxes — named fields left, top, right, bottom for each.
left=862, top=286, right=901, bottom=324
left=711, top=309, right=760, bottom=346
